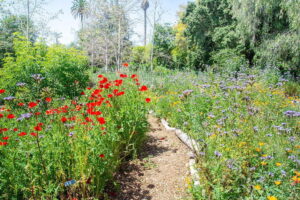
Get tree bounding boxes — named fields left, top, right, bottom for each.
left=0, top=15, right=37, bottom=66
left=79, top=0, right=133, bottom=70
left=153, top=23, right=175, bottom=68
left=0, top=0, right=57, bottom=41
left=71, top=0, right=88, bottom=29
left=141, top=0, right=149, bottom=46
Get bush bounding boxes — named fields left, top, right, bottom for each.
left=0, top=35, right=89, bottom=100
left=211, top=48, right=248, bottom=73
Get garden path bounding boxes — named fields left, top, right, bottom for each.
left=110, top=115, right=191, bottom=200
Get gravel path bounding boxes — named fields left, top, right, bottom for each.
left=110, top=115, right=191, bottom=200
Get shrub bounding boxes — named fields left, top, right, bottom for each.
left=0, top=35, right=89, bottom=100
left=211, top=48, right=248, bottom=73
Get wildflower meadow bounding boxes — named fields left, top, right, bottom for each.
left=141, top=68, right=300, bottom=200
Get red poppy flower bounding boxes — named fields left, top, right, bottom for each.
left=2, top=137, right=9, bottom=140
left=80, top=92, right=85, bottom=95
left=35, top=112, right=41, bottom=116
left=69, top=116, right=76, bottom=121
left=98, top=74, right=103, bottom=78
left=145, top=98, right=151, bottom=103
left=107, top=94, right=113, bottom=98
left=87, top=87, right=91, bottom=90
left=0, top=89, right=5, bottom=94
left=34, top=126, right=42, bottom=131
left=7, top=114, right=15, bottom=119
left=13, top=128, right=18, bottom=131
left=61, top=117, right=68, bottom=123
left=93, top=111, right=102, bottom=116
left=97, top=117, right=106, bottom=125
left=1, top=128, right=8, bottom=132
left=131, top=74, right=137, bottom=79
left=122, top=63, right=129, bottom=67
left=120, top=74, right=127, bottom=78
left=85, top=117, right=93, bottom=122
left=0, top=113, right=3, bottom=118
left=114, top=79, right=123, bottom=86
left=18, top=132, right=27, bottom=136
left=18, top=102, right=25, bottom=106
left=116, top=91, right=125, bottom=96
left=139, top=85, right=148, bottom=91
left=45, top=97, right=52, bottom=102
left=30, top=132, right=37, bottom=137
left=0, top=142, right=8, bottom=146
left=28, top=102, right=38, bottom=108
left=99, top=154, right=105, bottom=158
left=99, top=77, right=108, bottom=84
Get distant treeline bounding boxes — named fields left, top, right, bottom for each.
left=134, top=0, right=299, bottom=79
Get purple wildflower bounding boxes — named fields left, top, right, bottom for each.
left=3, top=96, right=15, bottom=101
left=214, top=151, right=222, bottom=158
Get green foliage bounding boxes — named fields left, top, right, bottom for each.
left=148, top=0, right=299, bottom=78
left=283, top=81, right=300, bottom=97
left=131, top=45, right=151, bottom=70
left=211, top=48, right=248, bottom=72
left=153, top=24, right=175, bottom=68
left=43, top=45, right=89, bottom=97
left=255, top=32, right=300, bottom=78
left=0, top=15, right=37, bottom=67
left=0, top=35, right=89, bottom=99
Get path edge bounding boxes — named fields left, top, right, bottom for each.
left=160, top=118, right=201, bottom=186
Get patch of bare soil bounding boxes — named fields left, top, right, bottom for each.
left=110, top=115, right=191, bottom=200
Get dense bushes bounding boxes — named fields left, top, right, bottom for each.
left=0, top=35, right=89, bottom=100
left=150, top=0, right=300, bottom=79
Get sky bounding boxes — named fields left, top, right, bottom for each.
left=46, top=0, right=192, bottom=45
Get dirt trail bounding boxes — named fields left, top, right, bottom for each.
left=110, top=115, right=191, bottom=200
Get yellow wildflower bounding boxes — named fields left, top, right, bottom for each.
left=291, top=176, right=300, bottom=182
left=261, top=161, right=267, bottom=166
left=267, top=196, right=277, bottom=200
left=239, top=142, right=247, bottom=147
left=255, top=148, right=261, bottom=152
left=294, top=171, right=300, bottom=176
left=274, top=181, right=281, bottom=185
left=275, top=162, right=282, bottom=167
left=254, top=185, right=261, bottom=190
left=286, top=149, right=293, bottom=153
left=259, top=142, right=266, bottom=146
left=295, top=145, right=300, bottom=149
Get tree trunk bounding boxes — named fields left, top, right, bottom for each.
left=105, top=41, right=108, bottom=72
left=26, top=0, right=30, bottom=40
left=117, top=16, right=121, bottom=70
left=144, top=9, right=147, bottom=46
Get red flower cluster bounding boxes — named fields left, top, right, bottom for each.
left=45, top=97, right=52, bottom=103
left=0, top=71, right=150, bottom=152
left=122, top=63, right=129, bottom=67
left=28, top=102, right=38, bottom=108
left=139, top=86, right=148, bottom=91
